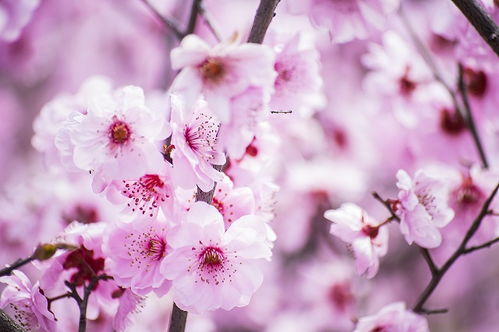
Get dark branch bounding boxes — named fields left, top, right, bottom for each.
left=0, top=256, right=34, bottom=277
left=168, top=303, right=188, bottom=332
left=185, top=0, right=202, bottom=36
left=413, top=182, right=499, bottom=313
left=247, top=0, right=281, bottom=43
left=463, top=236, right=499, bottom=254
left=420, top=248, right=438, bottom=276
left=449, top=0, right=499, bottom=56
left=0, top=309, right=26, bottom=332
left=457, top=63, right=489, bottom=169
left=139, top=0, right=183, bottom=40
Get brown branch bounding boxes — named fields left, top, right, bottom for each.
left=413, top=182, right=499, bottom=313
left=449, top=0, right=499, bottom=56
left=247, top=0, right=281, bottom=43
left=199, top=4, right=222, bottom=42
left=463, top=236, right=499, bottom=254
left=0, top=309, right=26, bottom=332
left=0, top=256, right=34, bottom=277
left=372, top=184, right=499, bottom=314
left=185, top=0, right=202, bottom=36
left=457, top=63, right=489, bottom=169
left=139, top=0, right=183, bottom=40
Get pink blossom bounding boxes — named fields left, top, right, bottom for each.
left=0, top=270, right=56, bottom=332
left=169, top=95, right=225, bottom=192
left=362, top=31, right=448, bottom=127
left=218, top=87, right=268, bottom=160
left=160, top=202, right=272, bottom=312
left=103, top=217, right=172, bottom=296
left=102, top=160, right=174, bottom=219
left=354, top=302, right=429, bottom=332
left=324, top=203, right=388, bottom=278
left=112, top=288, right=144, bottom=332
left=287, top=0, right=399, bottom=43
left=0, top=0, right=39, bottom=41
left=396, top=169, right=455, bottom=248
left=56, top=85, right=167, bottom=190
left=269, top=34, right=324, bottom=113
left=33, top=76, right=113, bottom=171
left=170, top=34, right=276, bottom=122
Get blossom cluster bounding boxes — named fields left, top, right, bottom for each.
left=1, top=0, right=498, bottom=331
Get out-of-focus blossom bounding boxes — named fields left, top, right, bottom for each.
left=396, top=169, right=455, bottom=248
left=103, top=217, right=172, bottom=296
left=287, top=0, right=399, bottom=43
left=324, top=203, right=388, bottom=278
left=170, top=34, right=276, bottom=122
left=0, top=0, right=39, bottom=41
left=160, top=202, right=272, bottom=312
left=269, top=33, right=324, bottom=114
left=0, top=270, right=56, bottom=332
left=354, top=302, right=429, bottom=332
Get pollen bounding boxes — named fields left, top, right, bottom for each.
left=199, top=58, right=225, bottom=81
left=109, top=119, right=131, bottom=144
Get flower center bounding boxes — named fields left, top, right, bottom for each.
left=463, top=67, right=487, bottom=98
left=455, top=176, right=483, bottom=206
left=328, top=283, right=354, bottom=312
left=199, top=58, right=225, bottom=82
left=109, top=120, right=131, bottom=144
left=362, top=225, right=379, bottom=239
left=63, top=247, right=105, bottom=287
left=440, top=108, right=466, bottom=136
left=199, top=246, right=225, bottom=268
left=399, top=66, right=416, bottom=96
left=211, top=197, right=225, bottom=215
left=122, top=174, right=169, bottom=217
left=183, top=113, right=220, bottom=162
left=146, top=237, right=167, bottom=261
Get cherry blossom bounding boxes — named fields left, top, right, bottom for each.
left=56, top=85, right=168, bottom=191
left=395, top=169, right=455, bottom=248
left=354, top=302, right=429, bottom=332
left=103, top=217, right=172, bottom=296
left=160, top=202, right=272, bottom=312
left=0, top=270, right=56, bottom=332
left=170, top=34, right=276, bottom=122
left=324, top=203, right=388, bottom=278
left=0, top=0, right=39, bottom=41
left=169, top=95, right=225, bottom=192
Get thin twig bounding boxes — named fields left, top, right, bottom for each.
left=199, top=4, right=222, bottom=42
left=0, top=256, right=34, bottom=277
left=372, top=192, right=400, bottom=222
left=139, top=0, right=183, bottom=40
left=247, top=0, right=281, bottom=43
left=0, top=309, right=26, bottom=332
left=463, top=236, right=499, bottom=254
left=449, top=0, right=499, bottom=56
left=185, top=0, right=202, bottom=36
left=412, top=182, right=499, bottom=313
left=420, top=248, right=438, bottom=275
left=457, top=63, right=489, bottom=169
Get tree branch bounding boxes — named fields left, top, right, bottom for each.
left=185, top=0, right=202, bottom=36
left=449, top=0, right=499, bottom=56
left=457, top=63, right=489, bottom=169
left=413, top=182, right=499, bottom=313
left=139, top=0, right=183, bottom=40
left=0, top=309, right=26, bottom=332
left=0, top=256, right=34, bottom=277
left=463, top=236, right=499, bottom=254
left=247, top=0, right=281, bottom=43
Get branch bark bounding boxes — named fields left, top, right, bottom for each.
left=449, top=0, right=499, bottom=56
left=247, top=0, right=281, bottom=43
left=0, top=309, right=26, bottom=332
